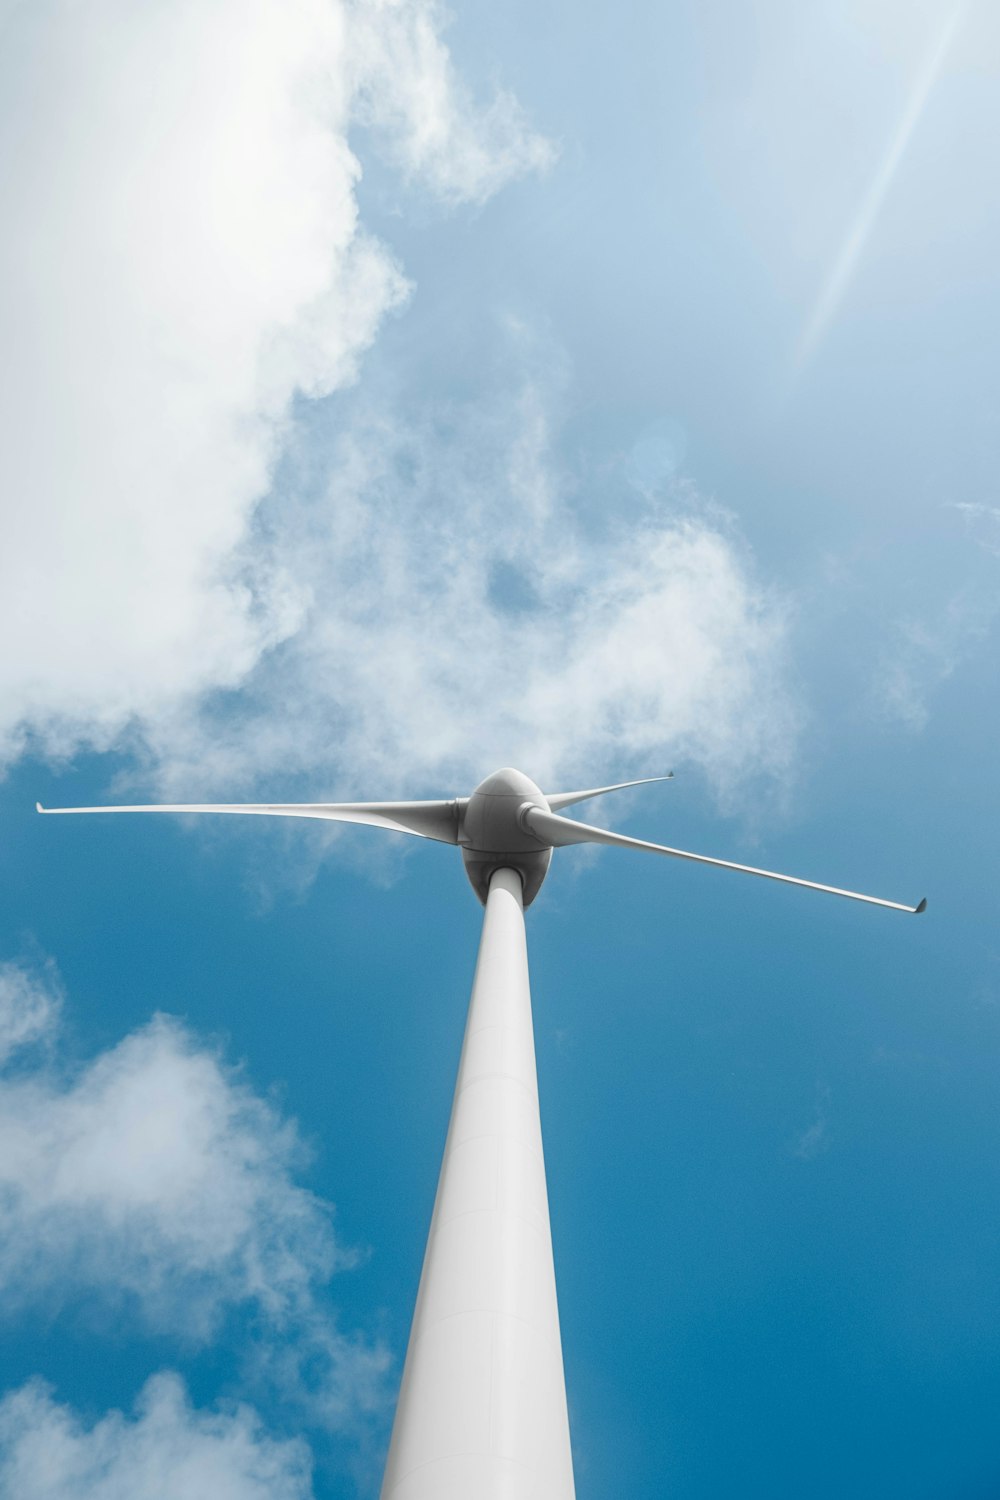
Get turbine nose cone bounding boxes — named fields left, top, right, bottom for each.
left=471, top=767, right=546, bottom=802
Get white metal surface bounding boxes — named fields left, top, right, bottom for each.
left=545, top=772, right=674, bottom=810
left=459, top=768, right=553, bottom=906
left=523, top=805, right=927, bottom=913
left=35, top=798, right=461, bottom=842
left=380, top=866, right=575, bottom=1500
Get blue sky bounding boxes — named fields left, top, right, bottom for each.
left=1, top=1, right=999, bottom=1496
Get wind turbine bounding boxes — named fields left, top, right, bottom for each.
left=38, top=766, right=925, bottom=1498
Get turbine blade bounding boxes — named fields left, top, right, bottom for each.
left=522, top=807, right=926, bottom=914
left=35, top=799, right=462, bottom=844
left=544, top=773, right=674, bottom=811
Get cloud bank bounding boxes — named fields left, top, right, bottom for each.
left=0, top=0, right=550, bottom=771
left=0, top=0, right=796, bottom=810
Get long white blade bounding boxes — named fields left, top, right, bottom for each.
left=523, top=807, right=926, bottom=914
left=544, top=773, right=673, bottom=811
left=36, top=799, right=462, bottom=844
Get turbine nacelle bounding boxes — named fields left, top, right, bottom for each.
left=459, top=767, right=552, bottom=907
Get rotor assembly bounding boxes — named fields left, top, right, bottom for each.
left=458, top=766, right=553, bottom=906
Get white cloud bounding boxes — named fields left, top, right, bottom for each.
left=0, top=0, right=793, bottom=815
left=140, top=365, right=797, bottom=806
left=0, top=959, right=62, bottom=1065
left=0, top=0, right=549, bottom=769
left=350, top=0, right=557, bottom=205
left=0, top=968, right=390, bottom=1439
left=0, top=1009, right=334, bottom=1330
left=0, top=1373, right=313, bottom=1500
left=954, top=502, right=1000, bottom=557
left=873, top=588, right=997, bottom=732
left=0, top=982, right=389, bottom=1436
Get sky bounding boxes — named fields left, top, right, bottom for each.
left=1, top=0, right=999, bottom=1496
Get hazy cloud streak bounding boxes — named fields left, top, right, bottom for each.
left=795, top=4, right=964, bottom=369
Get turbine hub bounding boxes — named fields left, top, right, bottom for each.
left=459, top=767, right=552, bottom=906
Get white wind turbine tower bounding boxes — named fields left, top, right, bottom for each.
left=38, top=767, right=925, bottom=1498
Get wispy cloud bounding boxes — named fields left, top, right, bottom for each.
left=872, top=587, right=996, bottom=732
left=792, top=1083, right=831, bottom=1161
left=0, top=1373, right=314, bottom=1500
left=794, top=4, right=964, bottom=370
left=954, top=502, right=1000, bottom=557
left=133, top=354, right=799, bottom=807
left=0, top=957, right=62, bottom=1066
left=350, top=0, right=557, bottom=205
left=0, top=956, right=388, bottom=1434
